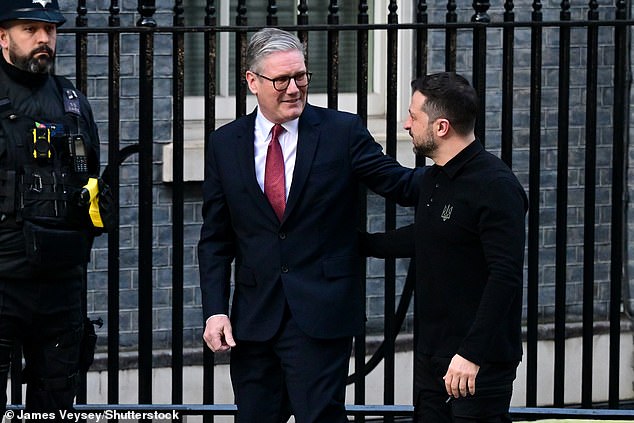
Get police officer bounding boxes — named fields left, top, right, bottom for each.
left=0, top=0, right=100, bottom=419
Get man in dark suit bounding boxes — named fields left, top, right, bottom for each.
left=198, top=28, right=418, bottom=423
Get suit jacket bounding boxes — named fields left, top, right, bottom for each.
left=198, top=104, right=419, bottom=341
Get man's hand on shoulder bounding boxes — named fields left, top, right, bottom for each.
left=203, top=315, right=236, bottom=352
left=443, top=354, right=480, bottom=398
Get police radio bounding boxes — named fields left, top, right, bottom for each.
left=68, top=135, right=88, bottom=173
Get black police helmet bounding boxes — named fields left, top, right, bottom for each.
left=0, top=0, right=66, bottom=26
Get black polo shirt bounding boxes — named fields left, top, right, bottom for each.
left=414, top=140, right=527, bottom=364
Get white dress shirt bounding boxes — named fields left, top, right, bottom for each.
left=254, top=110, right=299, bottom=199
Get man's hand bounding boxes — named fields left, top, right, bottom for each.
left=203, top=315, right=236, bottom=352
left=443, top=354, right=480, bottom=398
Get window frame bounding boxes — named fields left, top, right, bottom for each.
left=166, top=1, right=419, bottom=182
left=183, top=0, right=395, bottom=121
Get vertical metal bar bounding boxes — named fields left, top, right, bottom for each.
left=525, top=0, right=542, bottom=408
left=383, top=4, right=399, bottom=422
left=267, top=1, right=278, bottom=26
left=471, top=1, right=489, bottom=146
left=608, top=0, right=628, bottom=408
left=75, top=0, right=89, bottom=404
left=357, top=1, right=369, bottom=121
left=583, top=0, right=599, bottom=409
left=235, top=1, right=247, bottom=118
left=554, top=0, right=571, bottom=408
left=9, top=345, right=21, bottom=413
left=413, top=2, right=429, bottom=407
left=78, top=269, right=87, bottom=404
left=68, top=33, right=89, bottom=406
left=203, top=3, right=217, bottom=421
left=136, top=0, right=156, bottom=405
left=297, top=0, right=309, bottom=57
left=172, top=0, right=185, bottom=410
left=204, top=1, right=217, bottom=136
left=202, top=349, right=215, bottom=423
left=415, top=1, right=428, bottom=79
left=445, top=0, right=457, bottom=72
left=414, top=4, right=427, bottom=170
left=355, top=3, right=369, bottom=421
left=327, top=1, right=340, bottom=109
left=107, top=0, right=121, bottom=409
left=75, top=0, right=88, bottom=94
left=501, top=0, right=514, bottom=167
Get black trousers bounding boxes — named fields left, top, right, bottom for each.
left=0, top=275, right=83, bottom=421
left=230, top=309, right=352, bottom=423
left=414, top=354, right=518, bottom=423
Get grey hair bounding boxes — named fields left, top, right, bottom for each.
left=246, top=28, right=305, bottom=73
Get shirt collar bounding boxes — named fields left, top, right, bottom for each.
left=438, top=140, right=482, bottom=179
left=255, top=108, right=299, bottom=138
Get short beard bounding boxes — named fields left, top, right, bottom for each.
left=412, top=129, right=437, bottom=158
left=10, top=45, right=55, bottom=74
left=413, top=142, right=436, bottom=158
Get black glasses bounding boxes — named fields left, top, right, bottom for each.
left=252, top=71, right=312, bottom=91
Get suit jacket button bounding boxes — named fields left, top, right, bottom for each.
left=279, top=232, right=287, bottom=240
left=281, top=265, right=289, bottom=273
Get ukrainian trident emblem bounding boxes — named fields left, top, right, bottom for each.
left=441, top=204, right=453, bottom=221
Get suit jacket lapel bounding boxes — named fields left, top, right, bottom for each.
left=284, top=104, right=320, bottom=219
left=235, top=110, right=278, bottom=220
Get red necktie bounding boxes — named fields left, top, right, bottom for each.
left=264, top=124, right=286, bottom=221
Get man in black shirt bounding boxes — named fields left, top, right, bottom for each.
left=363, top=72, right=528, bottom=423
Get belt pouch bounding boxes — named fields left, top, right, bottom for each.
left=23, top=220, right=90, bottom=267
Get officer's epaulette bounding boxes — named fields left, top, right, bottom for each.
left=0, top=97, right=13, bottom=120
left=54, top=76, right=81, bottom=116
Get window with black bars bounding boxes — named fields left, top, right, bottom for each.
left=183, top=1, right=373, bottom=96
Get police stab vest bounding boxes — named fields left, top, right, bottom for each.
left=0, top=76, right=93, bottom=231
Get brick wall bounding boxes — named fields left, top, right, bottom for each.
left=53, top=0, right=633, bottom=352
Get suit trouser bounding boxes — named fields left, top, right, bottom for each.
left=0, top=275, right=83, bottom=421
left=414, top=354, right=518, bottom=423
left=230, top=309, right=352, bottom=423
